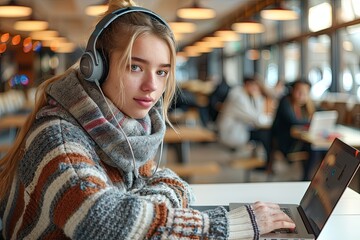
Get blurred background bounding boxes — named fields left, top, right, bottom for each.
left=0, top=0, right=359, bottom=191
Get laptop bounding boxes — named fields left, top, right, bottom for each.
left=308, top=110, right=338, bottom=137
left=229, top=138, right=360, bottom=240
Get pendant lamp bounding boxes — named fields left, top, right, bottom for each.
left=177, top=0, right=216, bottom=20
left=85, top=1, right=108, bottom=16
left=260, top=1, right=299, bottom=21
left=0, top=0, right=32, bottom=18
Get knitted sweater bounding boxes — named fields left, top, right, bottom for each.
left=0, top=71, right=258, bottom=239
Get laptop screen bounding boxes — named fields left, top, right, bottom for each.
left=300, top=138, right=360, bottom=237
left=308, top=110, right=338, bottom=136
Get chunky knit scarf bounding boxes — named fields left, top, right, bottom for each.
left=38, top=70, right=165, bottom=187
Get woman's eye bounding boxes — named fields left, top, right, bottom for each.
left=157, top=70, right=168, bottom=77
left=131, top=65, right=141, bottom=72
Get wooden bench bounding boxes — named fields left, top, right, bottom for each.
left=229, top=157, right=266, bottom=182
left=166, top=162, right=220, bottom=180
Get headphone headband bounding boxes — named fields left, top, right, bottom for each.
left=80, top=6, right=172, bottom=83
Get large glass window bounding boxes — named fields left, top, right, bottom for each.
left=261, top=19, right=278, bottom=44
left=340, top=24, right=360, bottom=100
left=308, top=0, right=332, bottom=32
left=263, top=45, right=279, bottom=87
left=307, top=35, right=332, bottom=100
left=282, top=0, right=302, bottom=39
left=224, top=56, right=240, bottom=86
left=339, top=0, right=360, bottom=23
left=284, top=42, right=300, bottom=82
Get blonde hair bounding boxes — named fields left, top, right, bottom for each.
left=0, top=0, right=177, bottom=200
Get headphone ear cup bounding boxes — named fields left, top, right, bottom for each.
left=80, top=50, right=104, bottom=83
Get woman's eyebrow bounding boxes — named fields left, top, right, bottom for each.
left=131, top=57, right=171, bottom=68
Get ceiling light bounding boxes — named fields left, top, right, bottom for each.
left=0, top=0, right=32, bottom=18
left=214, top=30, right=241, bottom=41
left=14, top=20, right=49, bottom=31
left=261, top=7, right=299, bottom=20
left=51, top=42, right=77, bottom=53
left=41, top=37, right=67, bottom=47
left=199, top=37, right=224, bottom=48
left=168, top=21, right=197, bottom=33
left=246, top=49, right=260, bottom=60
left=184, top=46, right=201, bottom=57
left=85, top=2, right=108, bottom=16
left=232, top=21, right=265, bottom=34
left=177, top=0, right=216, bottom=20
left=30, top=30, right=59, bottom=41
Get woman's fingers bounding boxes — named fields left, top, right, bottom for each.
left=251, top=201, right=296, bottom=234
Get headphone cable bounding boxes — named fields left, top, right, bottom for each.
left=94, top=80, right=163, bottom=180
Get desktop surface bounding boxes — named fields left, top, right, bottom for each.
left=190, top=182, right=360, bottom=240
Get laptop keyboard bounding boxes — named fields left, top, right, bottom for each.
left=271, top=208, right=298, bottom=234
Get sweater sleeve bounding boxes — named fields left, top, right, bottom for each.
left=51, top=155, right=228, bottom=239
left=135, top=167, right=196, bottom=209
left=228, top=205, right=259, bottom=240
left=14, top=122, right=229, bottom=239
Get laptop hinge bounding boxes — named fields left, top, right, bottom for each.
left=298, top=206, right=318, bottom=238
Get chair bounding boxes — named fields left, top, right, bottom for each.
left=227, top=141, right=267, bottom=182
left=347, top=103, right=360, bottom=128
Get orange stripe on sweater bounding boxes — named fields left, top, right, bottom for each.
left=53, top=175, right=107, bottom=228
left=139, top=160, right=154, bottom=177
left=100, top=161, right=123, bottom=184
left=146, top=203, right=168, bottom=239
left=17, top=153, right=95, bottom=234
left=7, top=183, right=25, bottom=239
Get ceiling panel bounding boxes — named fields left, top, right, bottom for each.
left=0, top=0, right=254, bottom=50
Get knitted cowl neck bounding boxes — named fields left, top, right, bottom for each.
left=39, top=70, right=165, bottom=183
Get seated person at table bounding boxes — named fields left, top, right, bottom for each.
left=0, top=1, right=294, bottom=239
left=270, top=79, right=316, bottom=179
left=217, top=77, right=273, bottom=161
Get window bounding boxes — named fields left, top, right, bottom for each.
left=284, top=42, right=300, bottom=82
left=309, top=1, right=332, bottom=32
left=339, top=24, right=360, bottom=99
left=307, top=35, right=332, bottom=99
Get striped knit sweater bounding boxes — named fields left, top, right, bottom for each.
left=0, top=71, right=258, bottom=239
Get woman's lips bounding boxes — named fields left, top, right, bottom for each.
left=134, top=98, right=153, bottom=108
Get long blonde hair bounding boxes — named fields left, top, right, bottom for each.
left=0, top=0, right=177, bottom=200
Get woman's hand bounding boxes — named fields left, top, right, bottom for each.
left=252, top=201, right=296, bottom=235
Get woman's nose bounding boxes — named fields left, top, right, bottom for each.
left=141, top=72, right=158, bottom=92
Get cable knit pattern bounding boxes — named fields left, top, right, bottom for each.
left=0, top=71, right=256, bottom=239
left=228, top=205, right=259, bottom=240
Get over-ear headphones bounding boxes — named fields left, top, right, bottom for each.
left=80, top=6, right=171, bottom=84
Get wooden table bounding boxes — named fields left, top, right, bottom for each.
left=0, top=114, right=28, bottom=129
left=163, top=125, right=216, bottom=164
left=0, top=113, right=29, bottom=154
left=164, top=125, right=216, bottom=143
left=291, top=124, right=360, bottom=150
left=292, top=124, right=360, bottom=188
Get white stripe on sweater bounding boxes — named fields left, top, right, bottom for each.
left=26, top=142, right=93, bottom=195
left=63, top=188, right=109, bottom=238
left=25, top=168, right=76, bottom=239
left=25, top=119, right=60, bottom=148
left=126, top=201, right=154, bottom=240
left=11, top=143, right=98, bottom=239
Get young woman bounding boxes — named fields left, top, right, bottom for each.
left=271, top=80, right=316, bottom=179
left=0, top=0, right=294, bottom=239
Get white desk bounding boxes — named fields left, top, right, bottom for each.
left=191, top=182, right=360, bottom=240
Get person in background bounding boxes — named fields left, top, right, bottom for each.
left=270, top=79, right=316, bottom=179
left=0, top=1, right=294, bottom=239
left=208, top=74, right=231, bottom=124
left=217, top=77, right=273, bottom=163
